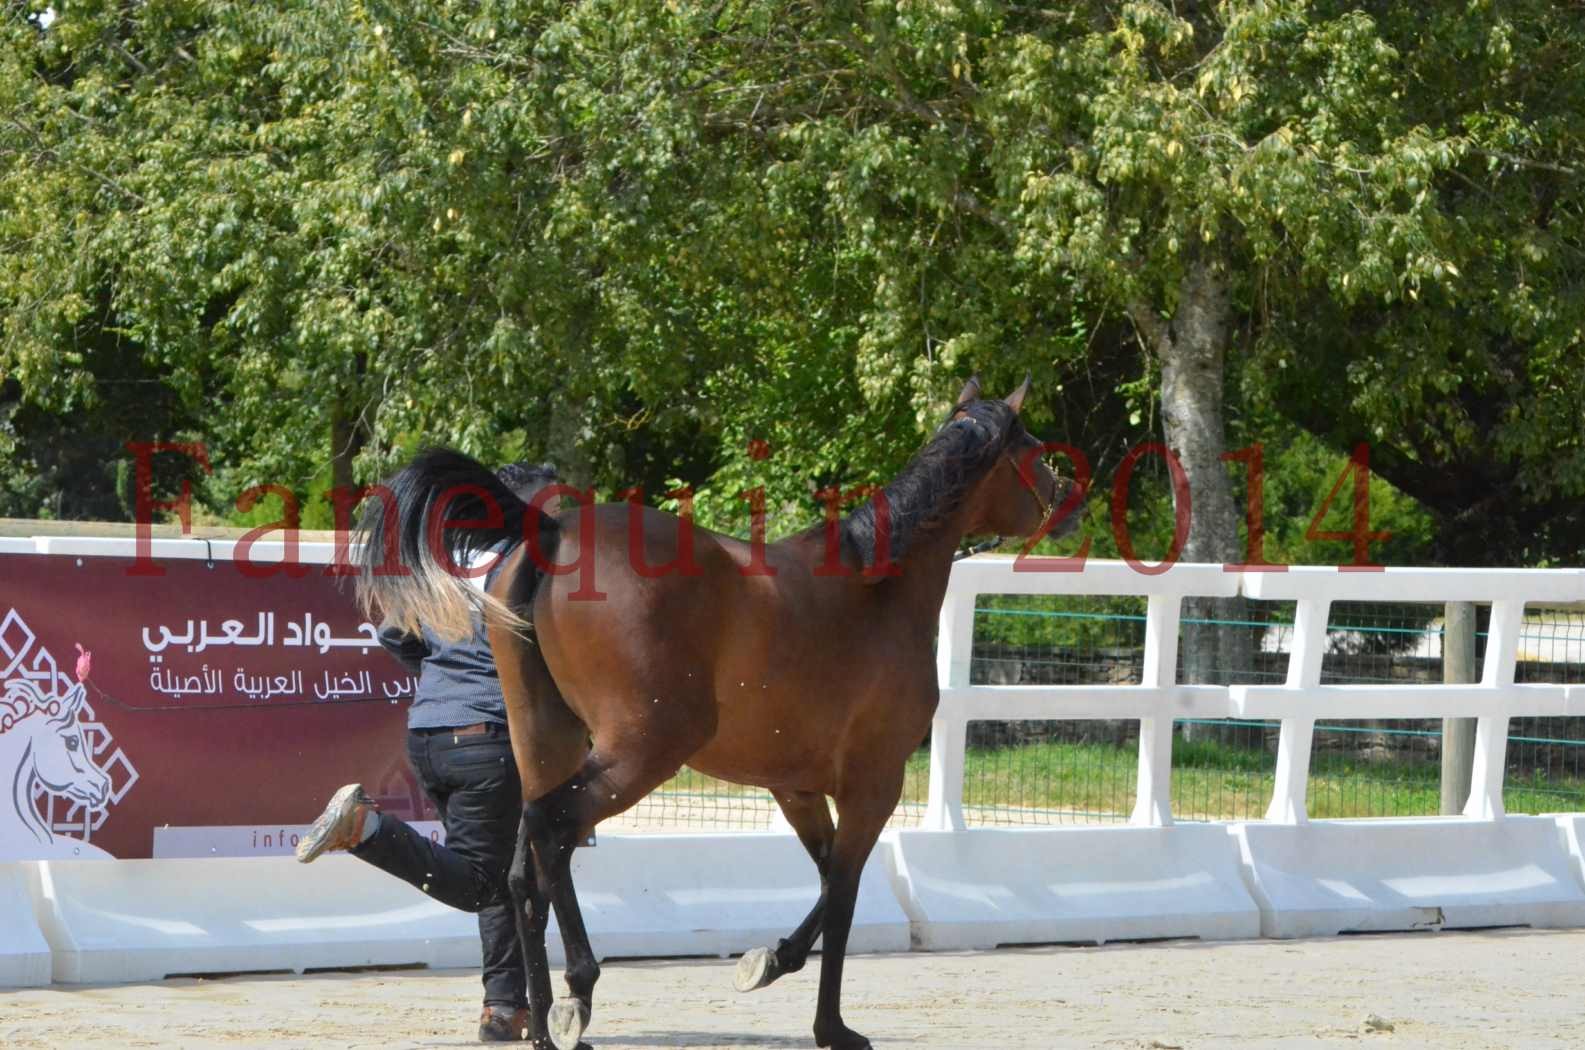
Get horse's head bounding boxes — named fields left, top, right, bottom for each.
left=32, top=683, right=111, bottom=807
left=949, top=375, right=1081, bottom=542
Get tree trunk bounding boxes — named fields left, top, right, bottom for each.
left=546, top=394, right=596, bottom=490
left=330, top=354, right=371, bottom=494
left=1130, top=261, right=1251, bottom=740
left=329, top=401, right=368, bottom=495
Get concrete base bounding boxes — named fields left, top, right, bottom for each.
left=32, top=855, right=479, bottom=983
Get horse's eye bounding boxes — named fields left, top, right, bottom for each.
left=65, top=736, right=80, bottom=752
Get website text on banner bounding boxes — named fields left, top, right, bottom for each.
left=0, top=552, right=438, bottom=861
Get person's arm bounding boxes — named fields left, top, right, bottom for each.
left=377, top=624, right=429, bottom=675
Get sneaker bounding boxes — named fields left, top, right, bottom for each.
left=295, top=783, right=378, bottom=863
left=478, top=1004, right=529, bottom=1042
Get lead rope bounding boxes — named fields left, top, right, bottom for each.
left=953, top=536, right=1005, bottom=561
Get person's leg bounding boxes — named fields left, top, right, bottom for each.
left=299, top=729, right=491, bottom=916
left=424, top=724, right=527, bottom=1015
left=299, top=727, right=527, bottom=1038
left=309, top=731, right=497, bottom=917
left=297, top=731, right=440, bottom=865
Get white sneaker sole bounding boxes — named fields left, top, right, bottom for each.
left=295, top=783, right=365, bottom=863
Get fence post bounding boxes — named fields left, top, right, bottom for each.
left=1131, top=594, right=1181, bottom=826
left=1440, top=601, right=1478, bottom=815
left=1265, top=597, right=1329, bottom=824
left=925, top=584, right=974, bottom=832
left=1464, top=599, right=1521, bottom=821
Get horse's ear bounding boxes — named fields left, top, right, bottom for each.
left=1004, top=373, right=1032, bottom=414
left=954, top=376, right=981, bottom=410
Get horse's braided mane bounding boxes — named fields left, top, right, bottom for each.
left=828, top=398, right=1020, bottom=571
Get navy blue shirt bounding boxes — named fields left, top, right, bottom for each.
left=377, top=545, right=513, bottom=731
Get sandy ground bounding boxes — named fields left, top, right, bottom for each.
left=3, top=928, right=1579, bottom=1050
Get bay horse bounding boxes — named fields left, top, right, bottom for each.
left=356, top=377, right=1073, bottom=1049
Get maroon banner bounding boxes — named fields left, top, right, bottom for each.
left=0, top=552, right=437, bottom=860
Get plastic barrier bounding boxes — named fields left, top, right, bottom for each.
left=25, top=833, right=907, bottom=984
left=31, top=856, right=479, bottom=983
left=887, top=825, right=1260, bottom=950
left=1233, top=816, right=1585, bottom=938
left=0, top=863, right=52, bottom=986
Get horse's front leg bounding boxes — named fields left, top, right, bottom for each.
left=812, top=787, right=897, bottom=1050
left=736, top=789, right=835, bottom=992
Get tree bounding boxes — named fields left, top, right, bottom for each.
left=3, top=0, right=1578, bottom=589
left=1248, top=4, right=1585, bottom=567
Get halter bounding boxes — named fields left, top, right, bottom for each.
left=1005, top=446, right=1053, bottom=522
left=953, top=447, right=1054, bottom=562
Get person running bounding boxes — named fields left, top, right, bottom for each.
left=296, top=461, right=558, bottom=1043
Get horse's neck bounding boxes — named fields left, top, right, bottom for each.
left=0, top=722, right=48, bottom=844
left=884, top=511, right=969, bottom=615
left=804, top=500, right=969, bottom=625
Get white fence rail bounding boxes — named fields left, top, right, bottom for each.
left=926, top=560, right=1583, bottom=830
left=893, top=559, right=1585, bottom=946
left=3, top=539, right=1584, bottom=983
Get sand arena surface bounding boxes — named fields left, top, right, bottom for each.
left=3, top=928, right=1580, bottom=1049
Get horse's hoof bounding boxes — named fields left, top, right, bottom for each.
left=734, top=946, right=782, bottom=992
left=547, top=998, right=589, bottom=1050
left=816, top=1025, right=872, bottom=1050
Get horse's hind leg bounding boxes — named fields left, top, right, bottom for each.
left=520, top=798, right=595, bottom=1050
left=487, top=554, right=593, bottom=1048
left=736, top=789, right=835, bottom=992
left=507, top=809, right=569, bottom=1050
left=524, top=726, right=708, bottom=1050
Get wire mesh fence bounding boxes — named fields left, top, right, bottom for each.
left=613, top=596, right=1585, bottom=831
left=965, top=597, right=1585, bottom=827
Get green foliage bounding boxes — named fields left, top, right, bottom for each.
left=1, top=1, right=1579, bottom=569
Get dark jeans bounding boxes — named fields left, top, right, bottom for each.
left=354, top=723, right=525, bottom=1009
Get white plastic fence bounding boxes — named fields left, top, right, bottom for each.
left=893, top=558, right=1585, bottom=947
left=926, top=560, right=1584, bottom=830
left=3, top=538, right=1584, bottom=985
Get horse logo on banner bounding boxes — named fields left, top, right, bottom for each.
left=0, top=608, right=137, bottom=858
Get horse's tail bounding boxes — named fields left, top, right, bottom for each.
left=353, top=447, right=556, bottom=640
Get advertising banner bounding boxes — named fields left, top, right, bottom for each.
left=0, top=551, right=437, bottom=860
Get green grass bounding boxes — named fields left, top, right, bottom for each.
left=654, top=736, right=1585, bottom=823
